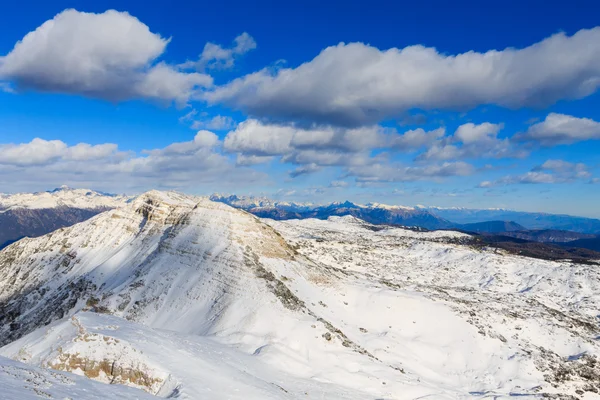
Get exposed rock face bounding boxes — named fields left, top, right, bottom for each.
left=39, top=316, right=167, bottom=394
left=0, top=354, right=158, bottom=400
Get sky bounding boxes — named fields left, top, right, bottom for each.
left=0, top=0, right=600, bottom=217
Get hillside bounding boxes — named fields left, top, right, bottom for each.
left=499, top=229, right=597, bottom=243
left=459, top=220, right=526, bottom=233
left=426, top=207, right=600, bottom=234
left=0, top=191, right=599, bottom=398
left=0, top=187, right=131, bottom=250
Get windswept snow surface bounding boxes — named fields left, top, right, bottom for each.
left=1, top=191, right=599, bottom=399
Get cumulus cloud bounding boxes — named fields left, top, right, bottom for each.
left=417, top=122, right=525, bottom=161
left=64, top=143, right=120, bottom=161
left=0, top=135, right=264, bottom=192
left=235, top=154, right=274, bottom=166
left=454, top=122, right=502, bottom=144
left=224, top=120, right=295, bottom=156
left=204, top=28, right=600, bottom=126
left=0, top=9, right=211, bottom=104
left=223, top=119, right=386, bottom=158
left=532, top=159, right=591, bottom=179
left=0, top=138, right=121, bottom=166
left=516, top=113, right=600, bottom=145
left=348, top=161, right=475, bottom=183
left=181, top=32, right=256, bottom=71
left=390, top=127, right=445, bottom=151
left=145, top=130, right=219, bottom=156
left=479, top=159, right=592, bottom=187
left=222, top=119, right=520, bottom=183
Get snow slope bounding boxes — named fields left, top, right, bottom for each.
left=1, top=191, right=599, bottom=399
left=0, top=186, right=131, bottom=211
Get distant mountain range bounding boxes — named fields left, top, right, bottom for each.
left=0, top=187, right=131, bottom=249
left=1, top=190, right=599, bottom=398
left=211, top=195, right=600, bottom=253
left=420, top=206, right=600, bottom=234
left=2, top=189, right=600, bottom=254
left=457, top=220, right=526, bottom=233
left=210, top=195, right=453, bottom=230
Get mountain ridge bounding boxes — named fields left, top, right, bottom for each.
left=1, top=190, right=600, bottom=398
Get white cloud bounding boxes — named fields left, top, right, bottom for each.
left=532, top=159, right=591, bottom=179
left=64, top=143, right=120, bottom=161
left=390, top=127, right=445, bottom=151
left=223, top=119, right=517, bottom=182
left=417, top=122, right=525, bottom=161
left=0, top=138, right=67, bottom=166
left=235, top=154, right=274, bottom=166
left=223, top=119, right=386, bottom=158
left=479, top=159, right=591, bottom=187
left=348, top=161, right=475, bottom=183
left=205, top=28, right=600, bottom=126
left=0, top=135, right=265, bottom=193
left=454, top=122, right=502, bottom=144
left=281, top=149, right=375, bottom=167
left=0, top=138, right=121, bottom=166
left=517, top=113, right=600, bottom=145
left=181, top=32, right=256, bottom=71
left=224, top=120, right=294, bottom=156
left=0, top=9, right=211, bottom=104
left=146, top=130, right=219, bottom=156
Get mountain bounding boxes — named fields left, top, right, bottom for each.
left=560, top=237, right=600, bottom=252
left=459, top=220, right=526, bottom=233
left=211, top=194, right=453, bottom=230
left=0, top=186, right=130, bottom=210
left=424, top=206, right=600, bottom=234
left=1, top=190, right=600, bottom=398
left=0, top=186, right=131, bottom=249
left=498, top=229, right=597, bottom=243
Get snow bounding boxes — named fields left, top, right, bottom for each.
left=0, top=186, right=131, bottom=211
left=1, top=190, right=599, bottom=399
left=363, top=202, right=415, bottom=210
left=0, top=355, right=156, bottom=399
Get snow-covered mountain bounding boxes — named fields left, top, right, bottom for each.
left=211, top=194, right=453, bottom=230
left=1, top=191, right=599, bottom=399
left=0, top=186, right=132, bottom=249
left=0, top=186, right=131, bottom=211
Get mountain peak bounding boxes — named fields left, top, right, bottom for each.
left=0, top=187, right=132, bottom=211
left=49, top=185, right=72, bottom=193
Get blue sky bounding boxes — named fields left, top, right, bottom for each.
left=0, top=1, right=599, bottom=217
